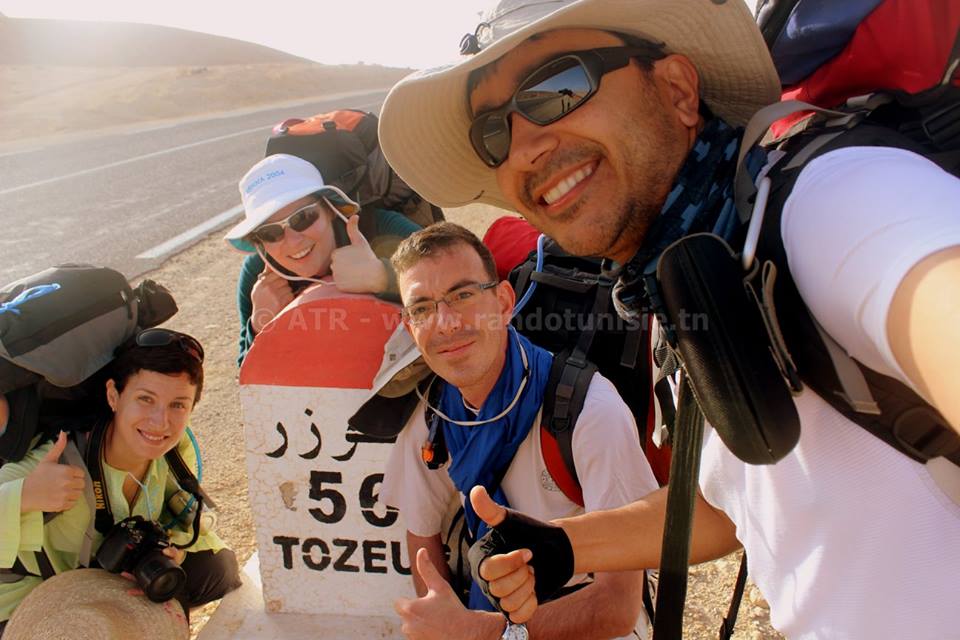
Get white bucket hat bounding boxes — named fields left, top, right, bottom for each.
left=225, top=153, right=361, bottom=253
left=379, top=0, right=781, bottom=211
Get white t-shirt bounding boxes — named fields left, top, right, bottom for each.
left=381, top=372, right=659, bottom=637
left=699, top=146, right=960, bottom=640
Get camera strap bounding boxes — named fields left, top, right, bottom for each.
left=82, top=421, right=211, bottom=539
left=82, top=420, right=119, bottom=536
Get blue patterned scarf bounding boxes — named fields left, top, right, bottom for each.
left=605, top=119, right=766, bottom=320
left=438, top=327, right=553, bottom=610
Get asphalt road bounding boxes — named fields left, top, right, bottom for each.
left=0, top=88, right=389, bottom=285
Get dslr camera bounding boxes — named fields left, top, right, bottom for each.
left=96, top=515, right=186, bottom=603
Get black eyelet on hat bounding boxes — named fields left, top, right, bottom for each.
left=460, top=32, right=481, bottom=55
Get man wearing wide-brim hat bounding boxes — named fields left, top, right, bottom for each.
left=379, top=0, right=960, bottom=638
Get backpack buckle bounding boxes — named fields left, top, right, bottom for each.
left=921, top=99, right=960, bottom=149
left=892, top=407, right=960, bottom=462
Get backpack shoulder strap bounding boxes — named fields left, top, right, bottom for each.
left=62, top=434, right=97, bottom=568
left=538, top=271, right=614, bottom=508
left=756, top=125, right=960, bottom=467
left=652, top=373, right=706, bottom=638
left=539, top=352, right=596, bottom=508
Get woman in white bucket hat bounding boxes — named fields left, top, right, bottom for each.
left=224, top=154, right=422, bottom=365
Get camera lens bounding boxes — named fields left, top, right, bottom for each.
left=134, top=551, right=186, bottom=603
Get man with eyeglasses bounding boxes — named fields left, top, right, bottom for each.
left=377, top=0, right=960, bottom=638
left=224, top=154, right=421, bottom=365
left=380, top=222, right=658, bottom=640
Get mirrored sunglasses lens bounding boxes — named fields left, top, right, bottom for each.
left=480, top=116, right=511, bottom=166
left=252, top=224, right=285, bottom=244
left=517, top=60, right=591, bottom=123
left=289, top=207, right=320, bottom=232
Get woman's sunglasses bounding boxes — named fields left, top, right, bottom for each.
left=469, top=45, right=664, bottom=168
left=248, top=202, right=324, bottom=245
left=136, top=328, right=205, bottom=363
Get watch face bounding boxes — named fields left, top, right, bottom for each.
left=503, top=622, right=528, bottom=640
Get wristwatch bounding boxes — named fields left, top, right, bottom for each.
left=500, top=621, right=528, bottom=640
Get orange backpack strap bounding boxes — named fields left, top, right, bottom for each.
left=282, top=109, right=369, bottom=136
left=540, top=424, right=584, bottom=507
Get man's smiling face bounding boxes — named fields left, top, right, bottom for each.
left=469, top=29, right=697, bottom=263
left=398, top=243, right=514, bottom=406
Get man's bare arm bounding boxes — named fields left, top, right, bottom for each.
left=888, top=246, right=960, bottom=435
left=471, top=485, right=740, bottom=623
left=563, top=485, right=740, bottom=574
left=523, top=570, right=645, bottom=640
left=407, top=531, right=452, bottom=597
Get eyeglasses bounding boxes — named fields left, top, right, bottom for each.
left=469, top=46, right=664, bottom=167
left=135, top=328, right=205, bottom=363
left=402, top=281, right=498, bottom=326
left=248, top=202, right=325, bottom=245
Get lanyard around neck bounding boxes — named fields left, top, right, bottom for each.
left=416, top=329, right=530, bottom=427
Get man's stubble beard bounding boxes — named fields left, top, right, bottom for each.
left=598, top=100, right=689, bottom=262
left=520, top=100, right=683, bottom=261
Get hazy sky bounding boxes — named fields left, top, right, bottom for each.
left=2, top=0, right=760, bottom=69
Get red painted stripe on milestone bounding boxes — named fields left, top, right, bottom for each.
left=240, top=287, right=402, bottom=389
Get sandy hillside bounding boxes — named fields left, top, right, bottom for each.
left=0, top=16, right=314, bottom=67
left=0, top=63, right=410, bottom=142
left=0, top=15, right=410, bottom=143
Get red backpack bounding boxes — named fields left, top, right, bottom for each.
left=756, top=0, right=960, bottom=139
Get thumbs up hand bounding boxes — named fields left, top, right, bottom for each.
left=394, top=548, right=503, bottom=640
left=468, top=486, right=578, bottom=623
left=330, top=215, right=389, bottom=294
left=20, top=432, right=87, bottom=514
left=472, top=485, right=507, bottom=528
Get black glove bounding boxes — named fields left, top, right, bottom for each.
left=467, top=508, right=575, bottom=613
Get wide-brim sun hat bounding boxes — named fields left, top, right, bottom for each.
left=379, top=0, right=781, bottom=211
left=225, top=153, right=361, bottom=253
left=3, top=569, right=188, bottom=640
left=370, top=324, right=430, bottom=399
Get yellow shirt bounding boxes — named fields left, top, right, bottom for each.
left=0, top=431, right=224, bottom=621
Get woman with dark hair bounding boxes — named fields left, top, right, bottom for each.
left=0, top=329, right=239, bottom=633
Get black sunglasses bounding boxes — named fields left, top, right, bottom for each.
left=469, top=46, right=664, bottom=168
left=136, top=328, right=205, bottom=364
left=248, top=202, right=323, bottom=245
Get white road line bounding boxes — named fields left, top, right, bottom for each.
left=1, top=92, right=389, bottom=197
left=0, top=125, right=270, bottom=197
left=0, top=148, right=41, bottom=159
left=136, top=204, right=244, bottom=260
